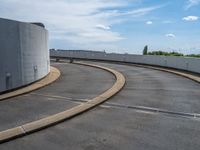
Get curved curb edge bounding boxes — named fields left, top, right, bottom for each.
left=0, top=62, right=126, bottom=143
left=0, top=66, right=61, bottom=101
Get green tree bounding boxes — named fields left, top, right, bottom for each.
left=143, top=45, right=148, bottom=55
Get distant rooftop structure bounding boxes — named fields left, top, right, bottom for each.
left=51, top=49, right=106, bottom=54
left=30, top=22, right=45, bottom=28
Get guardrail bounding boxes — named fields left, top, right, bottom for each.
left=50, top=50, right=200, bottom=75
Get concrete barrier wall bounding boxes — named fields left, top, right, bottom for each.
left=50, top=50, right=200, bottom=74
left=0, top=18, right=49, bottom=93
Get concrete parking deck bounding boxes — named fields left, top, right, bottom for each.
left=1, top=61, right=200, bottom=150
left=0, top=62, right=115, bottom=132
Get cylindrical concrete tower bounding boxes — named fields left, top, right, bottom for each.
left=0, top=18, right=49, bottom=93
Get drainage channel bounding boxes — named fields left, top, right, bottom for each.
left=28, top=93, right=200, bottom=119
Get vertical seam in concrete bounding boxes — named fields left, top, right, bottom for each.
left=20, top=126, right=26, bottom=134
left=18, top=22, right=24, bottom=85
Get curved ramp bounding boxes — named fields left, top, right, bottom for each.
left=0, top=62, right=125, bottom=143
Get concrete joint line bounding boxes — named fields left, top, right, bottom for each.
left=0, top=62, right=126, bottom=143
left=20, top=126, right=26, bottom=134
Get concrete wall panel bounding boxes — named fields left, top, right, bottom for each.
left=0, top=18, right=49, bottom=93
left=50, top=50, right=200, bottom=74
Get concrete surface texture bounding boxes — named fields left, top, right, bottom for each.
left=0, top=61, right=125, bottom=142
left=50, top=49, right=200, bottom=74
left=0, top=18, right=49, bottom=93
left=1, top=61, right=200, bottom=149
left=0, top=62, right=115, bottom=133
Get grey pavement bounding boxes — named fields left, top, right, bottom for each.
left=94, top=62, right=200, bottom=114
left=0, top=61, right=200, bottom=150
left=0, top=62, right=114, bottom=131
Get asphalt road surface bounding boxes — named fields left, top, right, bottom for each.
left=1, top=61, right=200, bottom=150
left=0, top=62, right=114, bottom=131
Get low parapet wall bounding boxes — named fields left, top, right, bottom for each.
left=50, top=50, right=200, bottom=74
left=0, top=18, right=49, bottom=93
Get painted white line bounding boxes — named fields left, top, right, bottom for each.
left=29, top=93, right=89, bottom=102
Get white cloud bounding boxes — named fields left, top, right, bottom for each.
left=0, top=0, right=164, bottom=48
left=165, top=34, right=175, bottom=38
left=146, top=21, right=153, bottom=25
left=182, top=16, right=199, bottom=21
left=96, top=24, right=111, bottom=30
left=185, top=0, right=200, bottom=9
left=124, top=5, right=164, bottom=16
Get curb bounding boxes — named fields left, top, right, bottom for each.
left=0, top=67, right=61, bottom=101
left=0, top=62, right=126, bottom=143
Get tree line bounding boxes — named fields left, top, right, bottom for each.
left=143, top=45, right=200, bottom=58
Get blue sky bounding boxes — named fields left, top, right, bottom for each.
left=0, top=0, right=200, bottom=54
